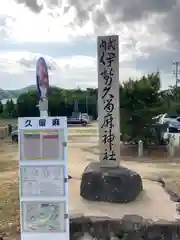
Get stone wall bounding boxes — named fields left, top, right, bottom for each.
left=70, top=216, right=180, bottom=240
left=1, top=216, right=180, bottom=240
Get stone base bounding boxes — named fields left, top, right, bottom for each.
left=80, top=162, right=143, bottom=203
left=69, top=216, right=180, bottom=240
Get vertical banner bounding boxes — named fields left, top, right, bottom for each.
left=18, top=117, right=69, bottom=240
left=97, top=35, right=120, bottom=167
left=36, top=57, right=49, bottom=100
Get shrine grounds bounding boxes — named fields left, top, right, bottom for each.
left=1, top=121, right=180, bottom=239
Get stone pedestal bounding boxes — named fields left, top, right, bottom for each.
left=80, top=162, right=143, bottom=203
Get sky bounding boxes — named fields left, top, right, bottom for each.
left=0, top=0, right=180, bottom=90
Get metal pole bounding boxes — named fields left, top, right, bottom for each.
left=86, top=90, right=88, bottom=114
left=37, top=99, right=48, bottom=117
left=40, top=103, right=48, bottom=117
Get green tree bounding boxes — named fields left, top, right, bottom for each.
left=16, top=87, right=98, bottom=119
left=120, top=72, right=162, bottom=145
left=17, top=91, right=39, bottom=117
left=5, top=99, right=15, bottom=117
left=0, top=100, right=3, bottom=114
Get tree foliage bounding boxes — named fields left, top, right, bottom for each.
left=120, top=72, right=180, bottom=145
left=17, top=87, right=98, bottom=119
left=1, top=72, right=180, bottom=145
left=0, top=99, right=17, bottom=118
left=120, top=73, right=162, bottom=145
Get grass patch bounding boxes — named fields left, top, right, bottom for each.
left=0, top=140, right=19, bottom=239
left=0, top=181, right=19, bottom=239
left=0, top=159, right=16, bottom=173
left=0, top=118, right=17, bottom=126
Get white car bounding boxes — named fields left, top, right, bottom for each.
left=154, top=113, right=180, bottom=127
left=81, top=113, right=90, bottom=123
left=153, top=113, right=180, bottom=143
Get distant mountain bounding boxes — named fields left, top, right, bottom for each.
left=0, top=85, right=37, bottom=100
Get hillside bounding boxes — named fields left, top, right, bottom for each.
left=0, top=85, right=36, bottom=100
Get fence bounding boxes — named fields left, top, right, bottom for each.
left=137, top=133, right=180, bottom=158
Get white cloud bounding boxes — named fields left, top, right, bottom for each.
left=0, top=0, right=95, bottom=42
left=0, top=51, right=97, bottom=88
left=0, top=0, right=178, bottom=91
left=0, top=51, right=60, bottom=73
left=0, top=51, right=145, bottom=89
left=0, top=0, right=171, bottom=49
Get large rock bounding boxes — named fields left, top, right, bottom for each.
left=80, top=162, right=143, bottom=203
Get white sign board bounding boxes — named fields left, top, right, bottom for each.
left=18, top=117, right=69, bottom=240
left=97, top=35, right=120, bottom=167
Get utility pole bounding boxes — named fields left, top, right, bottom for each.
left=172, top=61, right=180, bottom=88
left=172, top=62, right=180, bottom=100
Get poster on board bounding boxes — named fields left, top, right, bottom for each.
left=20, top=166, right=65, bottom=197
left=20, top=129, right=64, bottom=160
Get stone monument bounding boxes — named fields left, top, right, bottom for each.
left=80, top=35, right=143, bottom=203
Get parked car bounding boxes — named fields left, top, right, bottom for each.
left=67, top=113, right=89, bottom=126
left=159, top=114, right=180, bottom=132
left=67, top=118, right=88, bottom=126
left=152, top=113, right=180, bottom=144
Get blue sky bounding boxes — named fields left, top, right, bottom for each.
left=0, top=0, right=179, bottom=90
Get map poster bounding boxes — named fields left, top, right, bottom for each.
left=21, top=202, right=66, bottom=233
